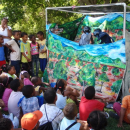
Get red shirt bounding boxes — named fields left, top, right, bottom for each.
left=79, top=96, right=105, bottom=120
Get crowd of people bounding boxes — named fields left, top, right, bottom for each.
left=0, top=17, right=130, bottom=130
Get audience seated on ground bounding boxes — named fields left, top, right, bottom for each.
left=79, top=86, right=105, bottom=121
left=18, top=85, right=39, bottom=115
left=39, top=88, right=64, bottom=130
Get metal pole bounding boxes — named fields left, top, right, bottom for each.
left=45, top=8, right=48, bottom=28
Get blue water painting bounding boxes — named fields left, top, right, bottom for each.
left=50, top=31, right=126, bottom=63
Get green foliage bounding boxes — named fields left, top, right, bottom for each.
left=111, top=79, right=122, bottom=93
left=78, top=63, right=96, bottom=86
left=95, top=63, right=101, bottom=69
left=69, top=59, right=76, bottom=66
left=101, top=65, right=108, bottom=72
left=53, top=60, right=68, bottom=80
left=112, top=67, right=120, bottom=76
left=98, top=73, right=109, bottom=83
left=78, top=61, right=83, bottom=67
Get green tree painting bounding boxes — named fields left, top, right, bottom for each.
left=95, top=63, right=101, bottom=77
left=112, top=67, right=120, bottom=79
left=101, top=65, right=108, bottom=72
left=49, top=61, right=54, bottom=69
left=98, top=73, right=109, bottom=93
left=69, top=59, right=76, bottom=66
left=78, top=63, right=96, bottom=86
left=111, top=79, right=122, bottom=93
left=53, top=60, right=68, bottom=80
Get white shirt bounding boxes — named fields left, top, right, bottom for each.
left=60, top=117, right=81, bottom=130
left=56, top=93, right=67, bottom=109
left=8, top=91, right=23, bottom=118
left=6, top=39, right=21, bottom=60
left=39, top=104, right=64, bottom=130
left=0, top=25, right=11, bottom=45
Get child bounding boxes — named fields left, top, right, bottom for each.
left=112, top=94, right=130, bottom=127
left=5, top=30, right=21, bottom=76
left=22, top=72, right=33, bottom=86
left=20, top=32, right=31, bottom=76
left=79, top=26, right=94, bottom=46
left=2, top=77, right=13, bottom=111
left=0, top=35, right=6, bottom=67
left=39, top=88, right=64, bottom=130
left=21, top=110, right=43, bottom=130
left=6, top=65, right=17, bottom=79
left=55, top=79, right=80, bottom=109
left=87, top=110, right=107, bottom=130
left=8, top=79, right=24, bottom=118
left=60, top=103, right=88, bottom=130
left=31, top=76, right=49, bottom=96
left=37, top=31, right=47, bottom=73
left=18, top=85, right=39, bottom=114
left=29, top=35, right=39, bottom=76
left=79, top=86, right=105, bottom=121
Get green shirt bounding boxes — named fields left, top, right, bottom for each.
left=20, top=41, right=31, bottom=63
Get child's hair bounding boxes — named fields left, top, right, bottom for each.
left=63, top=103, right=78, bottom=120
left=6, top=65, right=14, bottom=73
left=87, top=110, right=107, bottom=130
left=0, top=83, right=5, bottom=98
left=44, top=88, right=56, bottom=104
left=2, top=17, right=8, bottom=22
left=55, top=79, right=66, bottom=94
left=23, top=72, right=30, bottom=79
left=2, top=64, right=8, bottom=72
left=37, top=31, right=44, bottom=36
left=0, top=118, right=13, bottom=130
left=10, top=79, right=20, bottom=92
left=31, top=77, right=39, bottom=85
left=85, top=86, right=95, bottom=99
left=21, top=32, right=27, bottom=37
left=22, top=85, right=34, bottom=98
left=3, top=77, right=13, bottom=88
left=0, top=35, right=3, bottom=39
left=12, top=30, right=19, bottom=35
left=29, top=34, right=35, bottom=40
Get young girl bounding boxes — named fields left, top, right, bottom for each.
left=55, top=79, right=80, bottom=109
left=29, top=35, right=39, bottom=77
left=6, top=65, right=17, bottom=79
left=2, top=76, right=13, bottom=111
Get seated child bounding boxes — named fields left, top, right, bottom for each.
left=8, top=79, right=24, bottom=119
left=87, top=110, right=107, bottom=130
left=6, top=65, right=17, bottom=79
left=2, top=77, right=13, bottom=111
left=112, top=94, right=130, bottom=127
left=31, top=76, right=49, bottom=96
left=55, top=79, right=80, bottom=109
left=22, top=72, right=33, bottom=86
left=79, top=26, right=94, bottom=46
left=1, top=64, right=8, bottom=76
left=79, top=86, right=105, bottom=121
left=18, top=85, right=39, bottom=114
left=39, top=88, right=64, bottom=130
left=60, top=103, right=88, bottom=130
left=21, top=110, right=43, bottom=130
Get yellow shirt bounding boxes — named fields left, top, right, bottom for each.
left=38, top=39, right=47, bottom=58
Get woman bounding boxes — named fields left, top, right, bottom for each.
left=0, top=17, right=12, bottom=63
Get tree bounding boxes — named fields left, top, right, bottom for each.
left=112, top=67, right=120, bottom=79
left=95, top=63, right=101, bottom=77
left=69, top=59, right=76, bottom=66
left=111, top=79, right=122, bottom=93
left=101, top=65, right=108, bottom=72
left=98, top=73, right=109, bottom=93
left=49, top=61, right=54, bottom=69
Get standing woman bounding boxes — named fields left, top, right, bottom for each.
left=0, top=17, right=12, bottom=63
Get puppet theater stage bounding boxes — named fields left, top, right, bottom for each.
left=45, top=3, right=130, bottom=102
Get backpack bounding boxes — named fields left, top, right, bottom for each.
left=38, top=105, right=61, bottom=130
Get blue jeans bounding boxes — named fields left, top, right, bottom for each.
left=11, top=60, right=20, bottom=74
left=32, top=55, right=39, bottom=76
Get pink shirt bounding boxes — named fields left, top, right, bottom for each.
left=2, top=88, right=12, bottom=111
left=24, top=78, right=33, bottom=86
left=31, top=42, right=39, bottom=55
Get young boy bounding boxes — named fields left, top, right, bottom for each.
left=37, top=31, right=47, bottom=73
left=0, top=35, right=6, bottom=67
left=29, top=35, right=39, bottom=76
left=5, top=31, right=20, bottom=76
left=79, top=86, right=105, bottom=121
left=20, top=32, right=31, bottom=75
left=60, top=103, right=88, bottom=130
left=18, top=85, right=39, bottom=114
left=8, top=79, right=24, bottom=119
left=21, top=110, right=43, bottom=130
left=39, top=88, right=64, bottom=130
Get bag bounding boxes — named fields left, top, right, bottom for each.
left=38, top=105, right=61, bottom=130
left=65, top=122, right=77, bottom=130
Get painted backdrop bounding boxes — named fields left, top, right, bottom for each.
left=46, top=13, right=129, bottom=102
